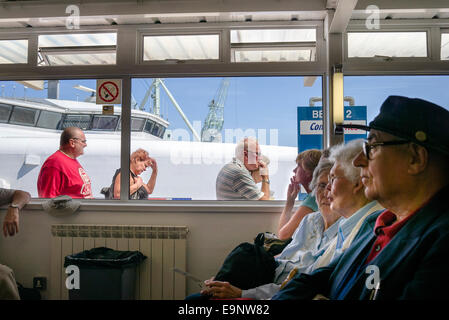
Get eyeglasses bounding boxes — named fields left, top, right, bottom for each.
left=363, top=140, right=409, bottom=160
left=71, top=138, right=87, bottom=144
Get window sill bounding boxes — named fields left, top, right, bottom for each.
left=12, top=199, right=291, bottom=213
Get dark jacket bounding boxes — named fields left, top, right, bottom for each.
left=273, top=184, right=449, bottom=300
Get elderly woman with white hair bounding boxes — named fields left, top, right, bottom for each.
left=196, top=157, right=341, bottom=300
left=310, top=139, right=384, bottom=268
left=200, top=140, right=384, bottom=300
left=272, top=140, right=385, bottom=300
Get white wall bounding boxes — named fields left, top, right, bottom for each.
left=0, top=202, right=283, bottom=299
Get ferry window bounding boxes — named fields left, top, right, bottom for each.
left=131, top=76, right=322, bottom=200
left=142, top=34, right=219, bottom=61
left=144, top=120, right=154, bottom=133
left=0, top=40, right=28, bottom=64
left=159, top=126, right=166, bottom=139
left=347, top=32, right=428, bottom=58
left=117, top=117, right=145, bottom=131
left=442, top=33, right=449, bottom=60
left=36, top=110, right=62, bottom=129
left=9, top=106, right=38, bottom=126
left=62, top=114, right=91, bottom=130
left=131, top=117, right=145, bottom=131
left=0, top=103, right=12, bottom=122
left=91, top=115, right=119, bottom=131
left=151, top=123, right=162, bottom=136
left=38, top=33, right=117, bottom=66
left=230, top=29, right=316, bottom=62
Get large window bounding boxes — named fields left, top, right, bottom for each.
left=130, top=76, right=322, bottom=200
left=0, top=79, right=120, bottom=198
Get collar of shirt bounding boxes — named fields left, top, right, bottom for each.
left=339, top=201, right=379, bottom=239
left=373, top=204, right=421, bottom=239
left=322, top=214, right=341, bottom=243
left=232, top=157, right=250, bottom=172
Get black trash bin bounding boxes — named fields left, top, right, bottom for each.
left=64, top=247, right=147, bottom=300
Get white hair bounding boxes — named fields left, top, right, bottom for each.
left=310, top=159, right=334, bottom=197
left=235, top=137, right=258, bottom=162
left=329, top=139, right=364, bottom=183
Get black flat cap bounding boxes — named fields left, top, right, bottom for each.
left=340, top=96, right=449, bottom=156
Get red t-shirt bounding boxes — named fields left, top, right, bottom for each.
left=37, top=150, right=93, bottom=199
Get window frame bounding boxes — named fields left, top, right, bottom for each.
left=344, top=19, right=449, bottom=75
left=140, top=32, right=222, bottom=63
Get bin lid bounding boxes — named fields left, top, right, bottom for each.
left=64, top=247, right=147, bottom=268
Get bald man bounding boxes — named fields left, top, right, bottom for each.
left=37, top=127, right=93, bottom=199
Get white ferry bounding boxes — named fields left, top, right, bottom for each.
left=0, top=95, right=297, bottom=199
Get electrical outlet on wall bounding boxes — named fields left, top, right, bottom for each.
left=33, top=277, right=47, bottom=290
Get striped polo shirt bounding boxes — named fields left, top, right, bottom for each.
left=216, top=158, right=264, bottom=200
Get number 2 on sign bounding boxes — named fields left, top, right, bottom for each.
left=346, top=109, right=352, bottom=119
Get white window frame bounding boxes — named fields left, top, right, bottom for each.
left=344, top=19, right=449, bottom=75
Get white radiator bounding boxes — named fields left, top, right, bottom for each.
left=50, top=224, right=188, bottom=300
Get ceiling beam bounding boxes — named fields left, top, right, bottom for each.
left=0, top=0, right=327, bottom=20
left=355, top=0, right=449, bottom=10
left=329, top=0, right=358, bottom=33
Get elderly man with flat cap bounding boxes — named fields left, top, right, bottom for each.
left=273, top=95, right=449, bottom=300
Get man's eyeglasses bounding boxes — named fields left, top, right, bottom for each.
left=71, top=138, right=87, bottom=144
left=363, top=140, right=409, bottom=160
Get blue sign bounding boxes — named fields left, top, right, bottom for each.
left=297, top=106, right=367, bottom=152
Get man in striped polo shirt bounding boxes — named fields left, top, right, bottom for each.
left=216, top=137, right=270, bottom=200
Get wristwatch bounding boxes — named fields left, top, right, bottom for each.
left=262, top=179, right=270, bottom=184
left=9, top=203, right=20, bottom=209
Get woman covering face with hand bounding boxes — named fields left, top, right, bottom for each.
left=111, top=148, right=158, bottom=199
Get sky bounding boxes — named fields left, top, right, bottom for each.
left=1, top=75, right=448, bottom=148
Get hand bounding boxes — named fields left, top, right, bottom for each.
left=201, top=280, right=242, bottom=299
left=286, top=176, right=300, bottom=205
left=3, top=207, right=19, bottom=237
left=147, top=157, right=158, bottom=173
left=251, top=169, right=262, bottom=184
left=135, top=176, right=144, bottom=188
left=258, top=160, right=269, bottom=178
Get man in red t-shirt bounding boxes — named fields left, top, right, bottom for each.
left=37, top=127, right=93, bottom=199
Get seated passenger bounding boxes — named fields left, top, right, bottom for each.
left=216, top=137, right=270, bottom=200
left=195, top=157, right=341, bottom=299
left=273, top=96, right=449, bottom=300
left=110, top=148, right=158, bottom=199
left=199, top=140, right=383, bottom=300
left=37, top=127, right=92, bottom=199
left=277, top=149, right=322, bottom=240
left=1, top=187, right=31, bottom=299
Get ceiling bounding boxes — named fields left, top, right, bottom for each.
left=0, top=0, right=446, bottom=30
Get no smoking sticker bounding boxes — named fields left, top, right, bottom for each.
left=96, top=79, right=122, bottom=104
